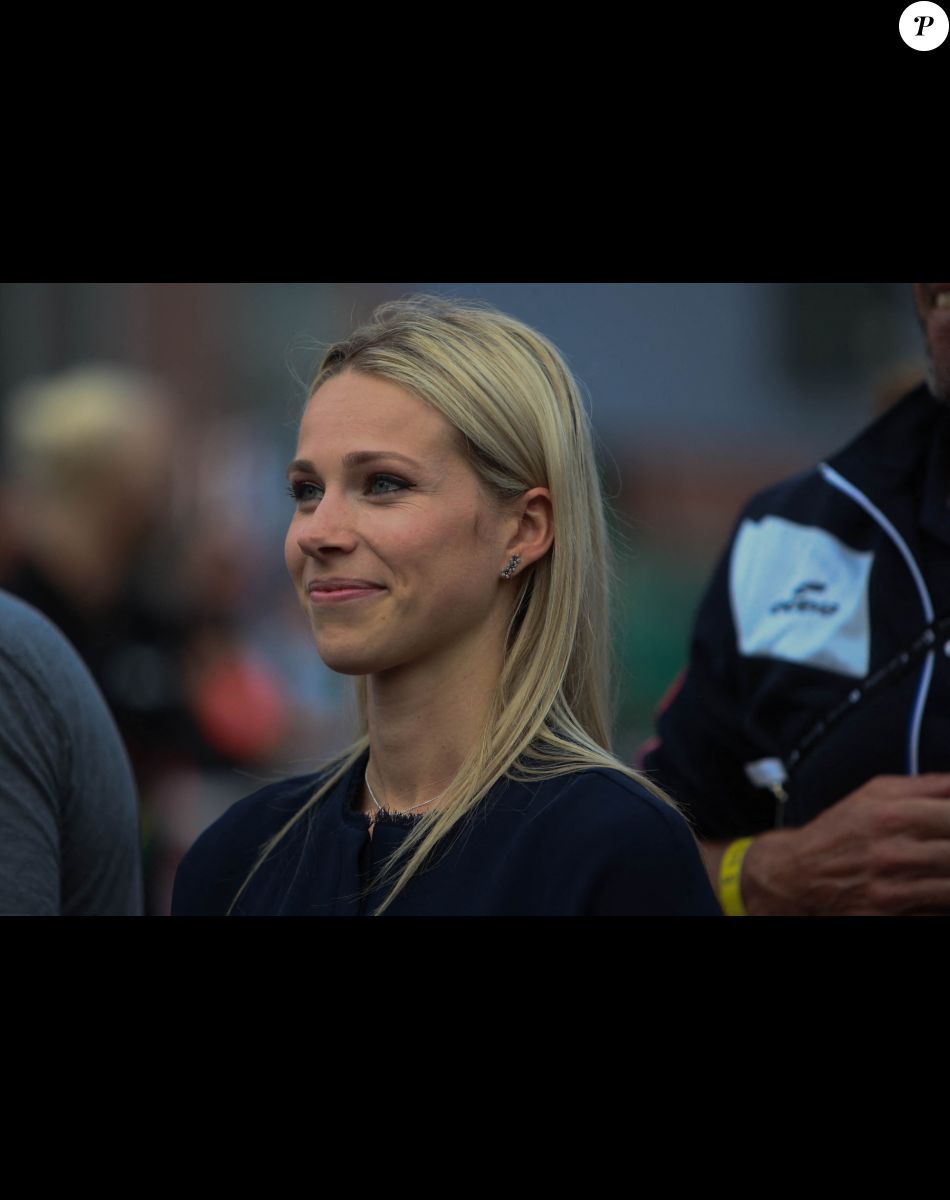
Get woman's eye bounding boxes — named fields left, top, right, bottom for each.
left=287, top=481, right=323, bottom=505
left=368, top=474, right=410, bottom=496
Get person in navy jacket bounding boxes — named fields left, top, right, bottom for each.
left=173, top=296, right=718, bottom=917
left=643, top=283, right=950, bottom=916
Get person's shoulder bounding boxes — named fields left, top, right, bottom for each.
left=827, top=382, right=942, bottom=468
left=505, top=767, right=719, bottom=914
left=738, top=383, right=941, bottom=526
left=517, top=766, right=692, bottom=843
left=0, top=590, right=80, bottom=674
left=537, top=765, right=668, bottom=805
left=171, top=767, right=343, bottom=915
left=0, top=588, right=122, bottom=747
left=190, top=770, right=335, bottom=859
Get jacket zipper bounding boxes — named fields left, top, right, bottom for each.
left=819, top=462, right=935, bottom=774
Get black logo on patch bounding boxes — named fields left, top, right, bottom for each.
left=770, top=581, right=839, bottom=616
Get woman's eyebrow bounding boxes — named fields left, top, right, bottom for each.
left=286, top=450, right=423, bottom=477
left=341, top=450, right=423, bottom=469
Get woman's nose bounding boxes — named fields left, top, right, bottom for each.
left=295, top=492, right=358, bottom=556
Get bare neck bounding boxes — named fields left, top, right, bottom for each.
left=363, top=625, right=505, bottom=811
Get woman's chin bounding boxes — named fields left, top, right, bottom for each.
left=312, top=634, right=386, bottom=677
left=314, top=649, right=375, bottom=676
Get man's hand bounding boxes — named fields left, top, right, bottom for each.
left=703, top=774, right=950, bottom=915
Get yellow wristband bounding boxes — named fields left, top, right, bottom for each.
left=718, top=837, right=755, bottom=916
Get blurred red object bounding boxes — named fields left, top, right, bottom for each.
left=191, top=653, right=288, bottom=760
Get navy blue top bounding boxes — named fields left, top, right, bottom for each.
left=171, top=752, right=721, bottom=916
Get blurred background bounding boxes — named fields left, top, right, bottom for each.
left=0, top=283, right=927, bottom=912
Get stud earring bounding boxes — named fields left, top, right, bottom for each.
left=501, top=554, right=522, bottom=579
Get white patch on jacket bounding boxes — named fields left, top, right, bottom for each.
left=729, top=515, right=873, bottom=678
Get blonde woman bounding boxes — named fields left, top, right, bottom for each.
left=172, top=297, right=719, bottom=916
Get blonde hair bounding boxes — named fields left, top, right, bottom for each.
left=3, top=364, right=171, bottom=490
left=232, top=295, right=672, bottom=914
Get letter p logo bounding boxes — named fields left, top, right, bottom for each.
left=900, top=2, right=948, bottom=47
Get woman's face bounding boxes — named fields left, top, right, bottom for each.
left=285, top=370, right=517, bottom=679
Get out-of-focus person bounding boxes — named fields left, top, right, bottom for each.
left=642, top=283, right=950, bottom=915
left=1, top=364, right=185, bottom=751
left=0, top=590, right=143, bottom=914
left=0, top=365, right=310, bottom=913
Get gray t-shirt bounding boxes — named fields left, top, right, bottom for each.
left=0, top=590, right=143, bottom=914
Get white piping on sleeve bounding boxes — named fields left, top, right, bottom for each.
left=909, top=652, right=935, bottom=777
left=819, top=462, right=934, bottom=775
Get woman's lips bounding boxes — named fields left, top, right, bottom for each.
left=307, top=581, right=385, bottom=604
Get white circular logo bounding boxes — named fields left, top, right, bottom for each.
left=899, top=2, right=948, bottom=48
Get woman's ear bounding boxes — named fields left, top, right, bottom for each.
left=503, top=487, right=553, bottom=573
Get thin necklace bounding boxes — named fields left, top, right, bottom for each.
left=364, top=770, right=449, bottom=816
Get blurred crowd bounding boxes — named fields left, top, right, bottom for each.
left=0, top=364, right=353, bottom=913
